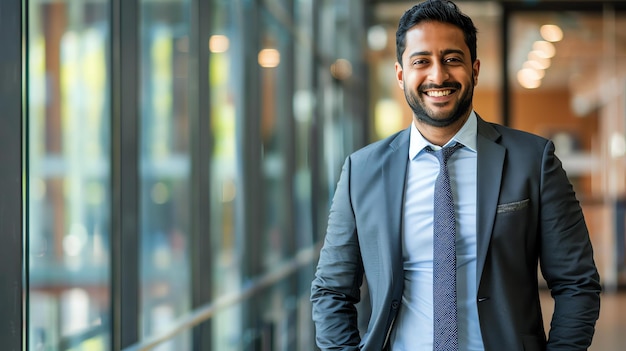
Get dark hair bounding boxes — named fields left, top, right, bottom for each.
left=396, top=0, right=477, bottom=66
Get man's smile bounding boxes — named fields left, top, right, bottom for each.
left=424, top=89, right=454, bottom=97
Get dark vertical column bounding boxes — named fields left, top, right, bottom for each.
left=283, top=0, right=296, bottom=263
left=189, top=0, right=213, bottom=349
left=310, top=0, right=322, bottom=245
left=240, top=1, right=264, bottom=348
left=0, top=0, right=24, bottom=350
left=241, top=0, right=264, bottom=281
left=111, top=0, right=140, bottom=348
left=281, top=3, right=298, bottom=349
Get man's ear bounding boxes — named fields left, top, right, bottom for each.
left=395, top=61, right=404, bottom=90
left=472, top=59, right=480, bottom=86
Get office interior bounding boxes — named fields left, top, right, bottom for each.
left=1, top=0, right=625, bottom=350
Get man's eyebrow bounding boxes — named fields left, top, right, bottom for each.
left=407, top=51, right=431, bottom=58
left=407, top=49, right=466, bottom=58
left=442, top=49, right=465, bottom=56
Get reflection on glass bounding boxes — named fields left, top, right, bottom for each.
left=28, top=1, right=111, bottom=349
left=139, top=0, right=192, bottom=348
left=209, top=1, right=241, bottom=349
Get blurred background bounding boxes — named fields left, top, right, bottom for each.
left=1, top=0, right=625, bottom=350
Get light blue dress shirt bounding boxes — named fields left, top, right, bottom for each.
left=390, top=112, right=484, bottom=350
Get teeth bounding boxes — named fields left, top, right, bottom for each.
left=427, top=90, right=452, bottom=97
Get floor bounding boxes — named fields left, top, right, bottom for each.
left=540, top=289, right=626, bottom=350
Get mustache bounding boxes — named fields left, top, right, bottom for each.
left=418, top=82, right=461, bottom=93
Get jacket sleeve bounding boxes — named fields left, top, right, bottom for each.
left=538, top=140, right=602, bottom=350
left=311, top=156, right=364, bottom=351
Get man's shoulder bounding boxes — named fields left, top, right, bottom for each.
left=350, top=128, right=409, bottom=159
left=481, top=119, right=549, bottom=147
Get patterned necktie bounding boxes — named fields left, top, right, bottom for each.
left=427, top=143, right=462, bottom=351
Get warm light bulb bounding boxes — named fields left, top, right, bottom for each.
left=209, top=35, right=229, bottom=53
left=540, top=24, right=563, bottom=42
left=258, top=48, right=280, bottom=68
left=532, top=40, right=556, bottom=58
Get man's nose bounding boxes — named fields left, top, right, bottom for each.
left=428, top=61, right=449, bottom=84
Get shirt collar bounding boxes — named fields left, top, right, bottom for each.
left=408, top=110, right=478, bottom=160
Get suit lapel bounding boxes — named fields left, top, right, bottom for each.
left=378, top=121, right=504, bottom=289
left=475, top=117, right=505, bottom=286
left=381, top=128, right=410, bottom=285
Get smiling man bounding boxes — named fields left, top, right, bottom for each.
left=311, top=1, right=601, bottom=350
left=396, top=20, right=478, bottom=144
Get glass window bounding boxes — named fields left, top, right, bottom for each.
left=139, top=0, right=192, bottom=348
left=208, top=1, right=243, bottom=349
left=205, top=0, right=370, bottom=349
left=28, top=1, right=111, bottom=349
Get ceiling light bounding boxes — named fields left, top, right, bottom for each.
left=528, top=51, right=551, bottom=69
left=540, top=24, right=563, bottom=42
left=517, top=69, right=542, bottom=89
left=522, top=62, right=545, bottom=79
left=330, top=59, right=353, bottom=80
left=209, top=35, right=229, bottom=53
left=258, top=48, right=280, bottom=68
left=367, top=25, right=387, bottom=51
left=532, top=40, right=556, bottom=58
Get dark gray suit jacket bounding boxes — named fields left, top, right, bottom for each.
left=311, top=116, right=601, bottom=351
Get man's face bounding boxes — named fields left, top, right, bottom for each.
left=395, top=21, right=480, bottom=127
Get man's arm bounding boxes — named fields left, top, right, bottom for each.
left=538, top=140, right=602, bottom=349
left=311, top=156, right=364, bottom=350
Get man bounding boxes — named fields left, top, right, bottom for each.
left=310, top=0, right=601, bottom=350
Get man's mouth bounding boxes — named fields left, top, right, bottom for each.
left=425, top=90, right=453, bottom=97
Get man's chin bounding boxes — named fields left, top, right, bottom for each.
left=416, top=113, right=459, bottom=128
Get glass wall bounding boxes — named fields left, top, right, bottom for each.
left=139, top=0, right=192, bottom=348
left=204, top=0, right=368, bottom=349
left=24, top=0, right=368, bottom=349
left=28, top=1, right=112, bottom=349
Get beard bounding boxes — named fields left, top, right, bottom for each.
left=404, top=79, right=474, bottom=128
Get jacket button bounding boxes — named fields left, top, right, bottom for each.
left=391, top=300, right=400, bottom=309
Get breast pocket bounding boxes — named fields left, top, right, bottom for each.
left=492, top=198, right=533, bottom=245
left=496, top=198, right=530, bottom=214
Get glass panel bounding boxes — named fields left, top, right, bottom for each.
left=292, top=3, right=318, bottom=348
left=208, top=1, right=242, bottom=349
left=205, top=0, right=370, bottom=348
left=259, top=0, right=294, bottom=273
left=138, top=0, right=192, bottom=348
left=28, top=1, right=111, bottom=349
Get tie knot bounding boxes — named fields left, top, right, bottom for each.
left=426, top=142, right=463, bottom=164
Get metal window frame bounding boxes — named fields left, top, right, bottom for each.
left=188, top=0, right=213, bottom=348
left=0, top=0, right=24, bottom=349
left=111, top=0, right=141, bottom=348
left=0, top=0, right=27, bottom=350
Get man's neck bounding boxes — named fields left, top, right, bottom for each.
left=413, top=113, right=470, bottom=147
